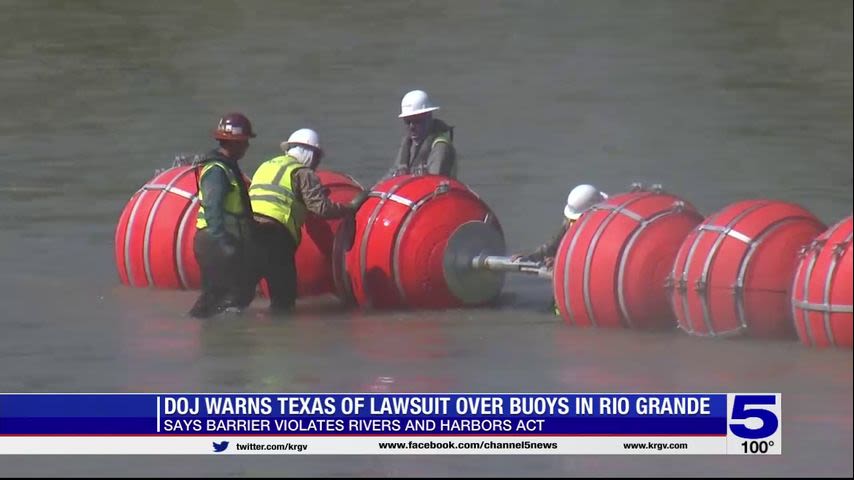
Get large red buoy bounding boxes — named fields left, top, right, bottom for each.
left=791, top=215, right=852, bottom=348
left=670, top=200, right=826, bottom=338
left=115, top=165, right=203, bottom=289
left=553, top=185, right=703, bottom=329
left=333, top=174, right=505, bottom=310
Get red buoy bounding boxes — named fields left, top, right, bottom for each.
left=553, top=186, right=703, bottom=329
left=115, top=165, right=203, bottom=289
left=670, top=200, right=826, bottom=338
left=333, top=174, right=505, bottom=310
left=791, top=215, right=852, bottom=348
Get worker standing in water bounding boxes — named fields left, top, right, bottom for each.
left=248, top=128, right=369, bottom=313
left=382, top=89, right=458, bottom=180
left=189, top=113, right=257, bottom=318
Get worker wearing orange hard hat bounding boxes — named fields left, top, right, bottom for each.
left=512, top=184, right=608, bottom=314
left=188, top=113, right=257, bottom=318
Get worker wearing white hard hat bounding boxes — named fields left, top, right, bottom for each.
left=248, top=128, right=369, bottom=313
left=564, top=184, right=609, bottom=221
left=382, top=89, right=458, bottom=181
left=511, top=184, right=608, bottom=268
left=512, top=184, right=608, bottom=315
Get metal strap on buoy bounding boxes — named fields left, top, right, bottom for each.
left=123, top=189, right=149, bottom=287
left=668, top=209, right=721, bottom=336
left=139, top=183, right=196, bottom=200
left=616, top=200, right=690, bottom=328
left=578, top=191, right=652, bottom=327
left=556, top=187, right=656, bottom=326
left=391, top=181, right=456, bottom=303
left=734, top=216, right=816, bottom=334
left=690, top=201, right=767, bottom=336
left=141, top=168, right=199, bottom=287
left=174, top=194, right=201, bottom=289
left=793, top=225, right=853, bottom=346
left=124, top=177, right=197, bottom=287
left=357, top=176, right=422, bottom=307
left=559, top=202, right=600, bottom=326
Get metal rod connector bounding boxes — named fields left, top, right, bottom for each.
left=471, top=255, right=553, bottom=279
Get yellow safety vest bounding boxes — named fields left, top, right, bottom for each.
left=432, top=131, right=451, bottom=148
left=249, top=155, right=307, bottom=245
left=431, top=132, right=456, bottom=178
left=196, top=161, right=250, bottom=239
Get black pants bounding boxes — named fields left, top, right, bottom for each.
left=190, top=229, right=255, bottom=317
left=253, top=221, right=298, bottom=312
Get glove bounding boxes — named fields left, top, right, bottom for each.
left=510, top=253, right=532, bottom=262
left=388, top=166, right=408, bottom=178
left=377, top=166, right=408, bottom=184
left=348, top=190, right=370, bottom=211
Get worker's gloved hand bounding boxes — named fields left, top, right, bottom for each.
left=388, top=166, right=408, bottom=178
left=348, top=190, right=371, bottom=211
left=377, top=166, right=408, bottom=185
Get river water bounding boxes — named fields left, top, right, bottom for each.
left=1, top=0, right=851, bottom=476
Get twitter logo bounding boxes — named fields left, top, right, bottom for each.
left=212, top=441, right=229, bottom=453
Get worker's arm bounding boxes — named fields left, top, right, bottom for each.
left=293, top=168, right=354, bottom=219
left=520, top=220, right=570, bottom=262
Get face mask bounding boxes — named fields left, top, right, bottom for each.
left=288, top=146, right=319, bottom=168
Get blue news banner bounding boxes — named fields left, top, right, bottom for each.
left=0, top=394, right=781, bottom=455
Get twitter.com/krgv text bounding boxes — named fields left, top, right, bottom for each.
left=212, top=441, right=308, bottom=453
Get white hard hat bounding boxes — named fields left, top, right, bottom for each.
left=564, top=184, right=608, bottom=220
left=281, top=128, right=323, bottom=154
left=399, top=90, right=440, bottom=118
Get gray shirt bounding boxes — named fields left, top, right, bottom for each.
left=383, top=118, right=457, bottom=180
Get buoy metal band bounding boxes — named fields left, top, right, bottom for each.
left=580, top=195, right=650, bottom=327
left=142, top=170, right=196, bottom=287
left=694, top=202, right=767, bottom=336
left=391, top=183, right=457, bottom=304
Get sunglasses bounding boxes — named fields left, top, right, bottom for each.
left=403, top=115, right=429, bottom=126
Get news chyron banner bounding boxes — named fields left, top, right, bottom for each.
left=0, top=394, right=780, bottom=455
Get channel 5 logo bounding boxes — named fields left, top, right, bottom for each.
left=728, top=394, right=780, bottom=439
